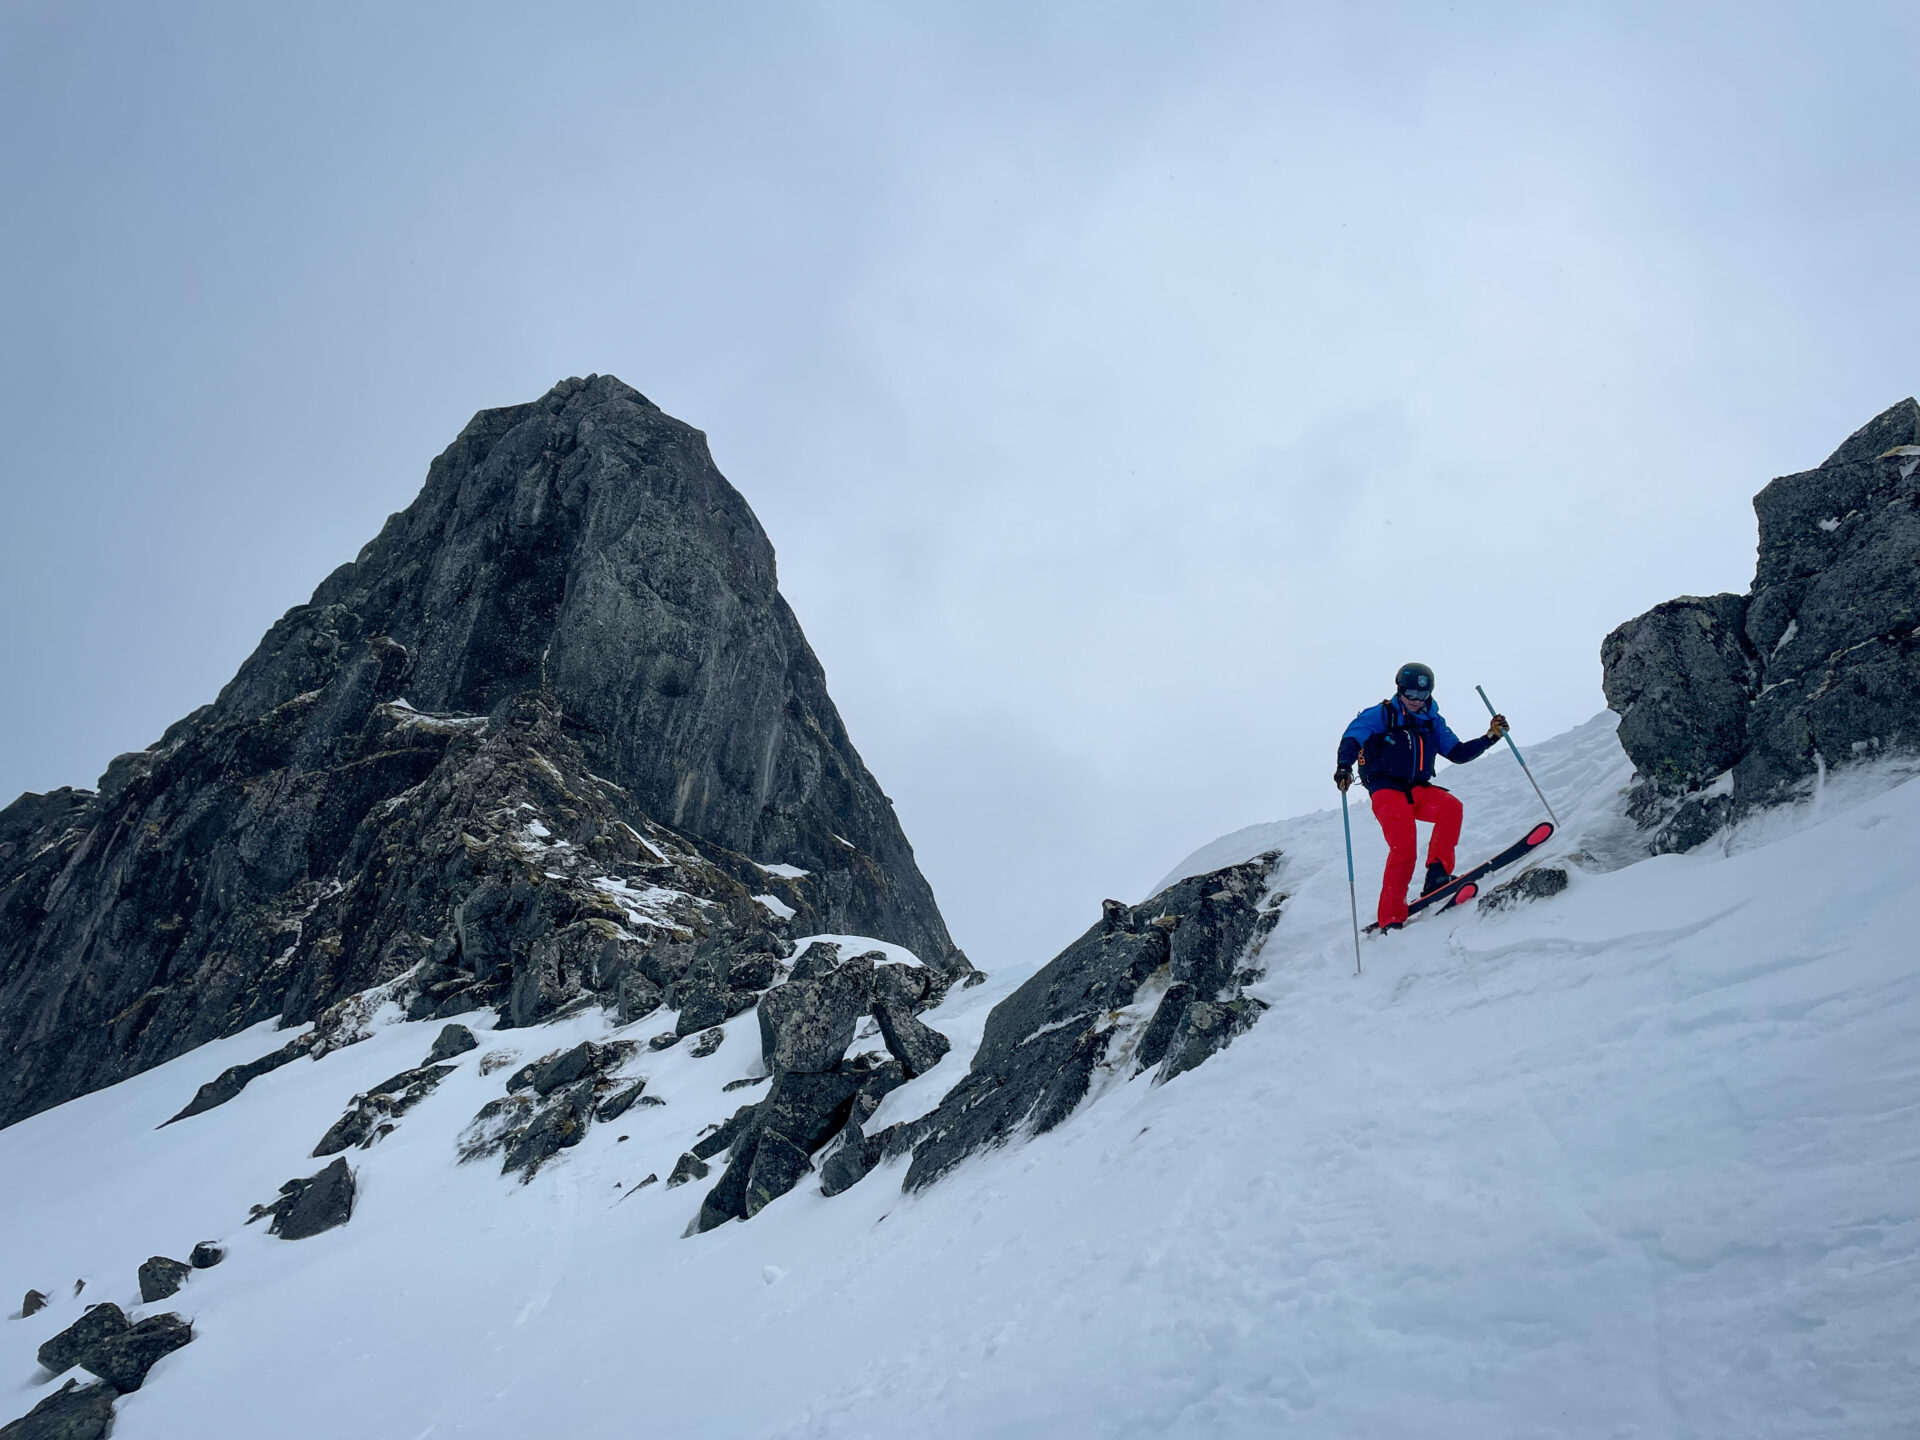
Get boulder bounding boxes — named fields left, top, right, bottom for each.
left=871, top=1002, right=951, bottom=1078
left=689, top=1026, right=727, bottom=1058
left=725, top=953, right=779, bottom=991
left=845, top=1051, right=907, bottom=1123
left=188, top=1243, right=225, bottom=1270
left=0, top=1378, right=116, bottom=1440
left=260, top=1157, right=356, bottom=1239
left=1601, top=594, right=1755, bottom=796
left=1478, top=866, right=1570, bottom=913
left=36, top=1306, right=127, bottom=1375
left=785, top=940, right=841, bottom=983
left=425, top=1024, right=478, bottom=1063
left=759, top=1071, right=859, bottom=1153
left=78, top=1313, right=193, bottom=1392
left=672, top=970, right=755, bottom=1036
left=594, top=1081, right=647, bottom=1123
left=21, top=1289, right=48, bottom=1318
left=136, top=1256, right=192, bottom=1304
left=871, top=962, right=930, bottom=1011
left=529, top=1042, right=598, bottom=1095
left=666, top=1152, right=711, bottom=1188
left=756, top=953, right=874, bottom=1074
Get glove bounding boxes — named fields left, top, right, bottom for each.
left=1334, top=765, right=1353, bottom=792
left=1486, top=714, right=1509, bottom=741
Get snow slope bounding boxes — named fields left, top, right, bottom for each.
left=4, top=713, right=1918, bottom=1438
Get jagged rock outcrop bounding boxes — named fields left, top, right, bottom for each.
left=0, top=375, right=966, bottom=1129
left=457, top=1038, right=644, bottom=1180
left=691, top=946, right=937, bottom=1230
left=897, top=853, right=1282, bottom=1194
left=311, top=1063, right=454, bottom=1156
left=1604, top=399, right=1920, bottom=849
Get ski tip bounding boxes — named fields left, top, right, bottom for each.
left=1451, top=882, right=1478, bottom=906
left=1525, top=822, right=1554, bottom=845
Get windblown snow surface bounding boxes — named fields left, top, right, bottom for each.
left=4, top=712, right=1918, bottom=1438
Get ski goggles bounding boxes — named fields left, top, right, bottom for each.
left=1398, top=683, right=1432, bottom=701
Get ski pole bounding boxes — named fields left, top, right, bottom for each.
left=1476, top=684, right=1559, bottom=827
left=1340, top=786, right=1363, bottom=976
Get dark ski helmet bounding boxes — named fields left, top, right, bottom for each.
left=1395, top=662, right=1435, bottom=700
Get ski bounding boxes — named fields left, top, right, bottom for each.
left=1363, top=821, right=1555, bottom=934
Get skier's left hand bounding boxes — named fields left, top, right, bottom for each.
left=1486, top=714, right=1510, bottom=740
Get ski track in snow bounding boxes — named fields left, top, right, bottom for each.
left=4, top=712, right=1919, bottom=1437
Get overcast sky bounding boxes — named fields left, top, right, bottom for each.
left=3, top=2, right=1916, bottom=969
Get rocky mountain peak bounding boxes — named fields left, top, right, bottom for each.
left=0, top=378, right=964, bottom=1128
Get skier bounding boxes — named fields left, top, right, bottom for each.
left=1334, top=663, right=1509, bottom=930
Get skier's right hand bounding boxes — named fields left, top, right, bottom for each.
left=1334, top=765, right=1353, bottom=793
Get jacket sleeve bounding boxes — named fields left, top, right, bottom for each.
left=1336, top=706, right=1382, bottom=768
left=1436, top=712, right=1496, bottom=765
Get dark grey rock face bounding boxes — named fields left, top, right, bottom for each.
left=1600, top=594, right=1756, bottom=794
left=0, top=1378, right=116, bottom=1440
left=188, top=1243, right=224, bottom=1270
left=136, top=1257, right=192, bottom=1304
left=21, top=1289, right=48, bottom=1317
left=1604, top=399, right=1920, bottom=848
left=36, top=1306, right=127, bottom=1375
left=900, top=853, right=1280, bottom=1194
left=1156, top=999, right=1266, bottom=1084
left=77, top=1313, right=192, bottom=1392
left=256, top=1157, right=356, bottom=1239
left=0, top=375, right=966, bottom=1131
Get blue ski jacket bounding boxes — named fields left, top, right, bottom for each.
left=1336, top=696, right=1496, bottom=793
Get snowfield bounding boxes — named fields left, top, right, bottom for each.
left=4, top=713, right=1917, bottom=1438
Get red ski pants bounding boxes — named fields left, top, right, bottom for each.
left=1369, top=784, right=1462, bottom=928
